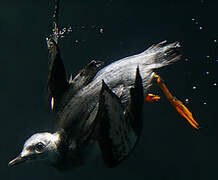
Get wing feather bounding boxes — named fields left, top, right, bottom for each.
left=96, top=68, right=144, bottom=167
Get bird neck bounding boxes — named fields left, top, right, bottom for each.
left=53, top=130, right=83, bottom=170
left=51, top=132, right=61, bottom=150
left=42, top=132, right=62, bottom=166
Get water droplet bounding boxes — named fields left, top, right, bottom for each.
left=68, top=26, right=72, bottom=32
left=205, top=71, right=210, bottom=75
left=206, top=55, right=210, bottom=58
left=214, top=39, right=217, bottom=43
left=213, top=83, right=217, bottom=86
left=192, top=18, right=195, bottom=21
left=185, top=99, right=189, bottom=103
left=203, top=102, right=207, bottom=105
left=100, top=28, right=104, bottom=34
left=199, top=26, right=203, bottom=30
left=193, top=86, right=197, bottom=90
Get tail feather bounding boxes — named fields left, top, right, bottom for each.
left=144, top=40, right=181, bottom=69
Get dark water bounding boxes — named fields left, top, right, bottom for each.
left=1, top=0, right=217, bottom=179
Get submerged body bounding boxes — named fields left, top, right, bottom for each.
left=9, top=0, right=198, bottom=171
left=50, top=41, right=181, bottom=170
left=56, top=41, right=180, bottom=135
left=8, top=40, right=181, bottom=170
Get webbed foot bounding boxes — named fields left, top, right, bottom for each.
left=145, top=94, right=160, bottom=102
left=153, top=73, right=199, bottom=130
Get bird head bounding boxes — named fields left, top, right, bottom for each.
left=8, top=132, right=60, bottom=167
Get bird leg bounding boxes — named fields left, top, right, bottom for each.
left=153, top=73, right=199, bottom=130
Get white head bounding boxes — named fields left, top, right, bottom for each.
left=8, top=132, right=60, bottom=166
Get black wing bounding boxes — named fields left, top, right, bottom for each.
left=46, top=0, right=68, bottom=111
left=46, top=0, right=104, bottom=112
left=125, top=67, right=144, bottom=137
left=46, top=39, right=68, bottom=111
left=96, top=67, right=144, bottom=167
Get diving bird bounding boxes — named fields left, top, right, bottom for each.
left=8, top=0, right=199, bottom=170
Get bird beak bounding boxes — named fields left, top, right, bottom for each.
left=8, top=155, right=26, bottom=167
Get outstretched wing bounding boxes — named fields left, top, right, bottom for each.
left=46, top=39, right=68, bottom=111
left=125, top=67, right=144, bottom=137
left=96, top=67, right=144, bottom=167
left=46, top=0, right=68, bottom=111
left=46, top=0, right=104, bottom=112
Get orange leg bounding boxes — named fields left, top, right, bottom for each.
left=153, top=73, right=199, bottom=130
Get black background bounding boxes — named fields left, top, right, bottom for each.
left=1, top=0, right=218, bottom=179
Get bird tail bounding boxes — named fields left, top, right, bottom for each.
left=143, top=40, right=181, bottom=69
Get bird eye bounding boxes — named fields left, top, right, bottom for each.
left=35, top=142, right=45, bottom=152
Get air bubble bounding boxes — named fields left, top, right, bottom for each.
left=214, top=39, right=217, bottom=43
left=199, top=26, right=203, bottom=30
left=203, top=102, right=207, bottom=105
left=205, top=71, right=210, bottom=75
left=213, top=83, right=217, bottom=86
left=100, top=28, right=104, bottom=34
left=206, top=55, right=210, bottom=58
left=193, top=86, right=197, bottom=90
left=68, top=27, right=72, bottom=32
